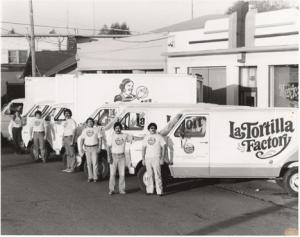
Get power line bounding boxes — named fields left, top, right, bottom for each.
left=1, top=20, right=138, bottom=33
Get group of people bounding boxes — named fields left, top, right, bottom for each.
left=9, top=108, right=167, bottom=196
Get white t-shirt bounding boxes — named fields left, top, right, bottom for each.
left=142, top=133, right=166, bottom=158
left=81, top=126, right=102, bottom=146
left=31, top=118, right=46, bottom=132
left=63, top=118, right=77, bottom=136
left=108, top=132, right=131, bottom=154
left=10, top=117, right=22, bottom=128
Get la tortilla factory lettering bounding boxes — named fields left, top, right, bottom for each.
left=229, top=118, right=295, bottom=159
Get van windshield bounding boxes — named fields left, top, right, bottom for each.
left=159, top=113, right=182, bottom=136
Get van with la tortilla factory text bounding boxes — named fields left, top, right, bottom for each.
left=135, top=106, right=298, bottom=196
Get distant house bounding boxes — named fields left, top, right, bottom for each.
left=22, top=50, right=77, bottom=77
left=0, top=34, right=75, bottom=105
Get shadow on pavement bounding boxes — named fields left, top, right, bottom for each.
left=165, top=179, right=220, bottom=196
left=187, top=199, right=298, bottom=235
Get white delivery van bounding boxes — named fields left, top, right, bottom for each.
left=134, top=106, right=298, bottom=196
left=77, top=103, right=220, bottom=179
left=1, top=98, right=25, bottom=139
left=25, top=73, right=199, bottom=124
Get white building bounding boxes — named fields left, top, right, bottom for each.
left=166, top=7, right=298, bottom=108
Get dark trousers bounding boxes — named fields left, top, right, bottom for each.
left=12, top=127, right=22, bottom=153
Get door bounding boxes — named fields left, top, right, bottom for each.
left=168, top=115, right=209, bottom=178
left=189, top=67, right=227, bottom=104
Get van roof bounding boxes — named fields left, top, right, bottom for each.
left=180, top=106, right=297, bottom=114
left=10, top=98, right=25, bottom=103
left=99, top=102, right=220, bottom=109
left=51, top=102, right=73, bottom=107
left=33, top=100, right=56, bottom=105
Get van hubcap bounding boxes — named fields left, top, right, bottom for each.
left=290, top=173, right=298, bottom=192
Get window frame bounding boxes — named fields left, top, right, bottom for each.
left=174, top=115, right=207, bottom=138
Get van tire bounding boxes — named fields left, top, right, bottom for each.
left=283, top=167, right=298, bottom=197
left=137, top=166, right=147, bottom=193
left=99, top=158, right=109, bottom=179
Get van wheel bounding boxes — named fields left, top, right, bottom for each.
left=29, top=144, right=39, bottom=161
left=99, top=158, right=109, bottom=179
left=283, top=167, right=298, bottom=197
left=137, top=166, right=147, bottom=194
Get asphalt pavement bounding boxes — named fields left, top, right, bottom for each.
left=1, top=146, right=298, bottom=235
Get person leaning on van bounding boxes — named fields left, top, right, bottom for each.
left=8, top=110, right=23, bottom=154
left=79, top=118, right=103, bottom=183
left=62, top=109, right=77, bottom=173
left=142, top=123, right=166, bottom=196
left=107, top=122, right=132, bottom=195
left=29, top=110, right=47, bottom=162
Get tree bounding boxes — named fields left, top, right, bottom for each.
left=99, top=22, right=131, bottom=35
left=226, top=0, right=295, bottom=14
left=8, top=28, right=15, bottom=34
left=49, top=29, right=56, bottom=34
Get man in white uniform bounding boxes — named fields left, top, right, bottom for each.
left=29, top=110, right=47, bottom=162
left=142, top=122, right=166, bottom=196
left=62, top=109, right=77, bottom=173
left=79, top=118, right=102, bottom=182
left=107, top=122, right=132, bottom=195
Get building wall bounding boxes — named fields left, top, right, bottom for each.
left=166, top=8, right=298, bottom=108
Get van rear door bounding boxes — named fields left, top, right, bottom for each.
left=168, top=114, right=209, bottom=178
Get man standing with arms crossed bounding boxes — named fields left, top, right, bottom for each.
left=62, top=109, right=77, bottom=173
left=142, top=122, right=166, bottom=196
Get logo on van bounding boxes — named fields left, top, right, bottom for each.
left=229, top=118, right=295, bottom=159
left=184, top=143, right=195, bottom=154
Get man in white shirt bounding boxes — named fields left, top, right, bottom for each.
left=79, top=118, right=102, bottom=182
left=62, top=109, right=77, bottom=173
left=142, top=122, right=166, bottom=196
left=29, top=110, right=47, bottom=162
left=107, top=122, right=132, bottom=195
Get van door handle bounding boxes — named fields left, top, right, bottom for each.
left=200, top=142, right=208, bottom=144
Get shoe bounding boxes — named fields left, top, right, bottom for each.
left=67, top=169, right=75, bottom=173
left=157, top=193, right=164, bottom=196
left=146, top=193, right=153, bottom=195
left=119, top=191, right=126, bottom=195
left=87, top=179, right=93, bottom=183
left=93, top=179, right=98, bottom=183
left=62, top=169, right=69, bottom=172
left=42, top=160, right=47, bottom=163
left=108, top=191, right=114, bottom=195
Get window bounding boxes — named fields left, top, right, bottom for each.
left=29, top=105, right=50, bottom=117
left=54, top=108, right=69, bottom=122
left=239, top=67, right=257, bottom=107
left=174, top=116, right=207, bottom=138
left=8, top=50, right=28, bottom=64
left=94, top=109, right=116, bottom=126
left=120, top=112, right=145, bottom=130
left=270, top=65, right=298, bottom=108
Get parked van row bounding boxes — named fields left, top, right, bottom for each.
left=4, top=99, right=297, bottom=197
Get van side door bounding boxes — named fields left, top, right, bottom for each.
left=167, top=114, right=210, bottom=178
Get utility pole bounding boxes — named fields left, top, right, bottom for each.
left=29, top=0, right=36, bottom=76
left=191, top=0, right=194, bottom=19
left=92, top=0, right=95, bottom=35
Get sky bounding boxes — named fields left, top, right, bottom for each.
left=0, top=0, right=240, bottom=35
left=1, top=0, right=297, bottom=35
